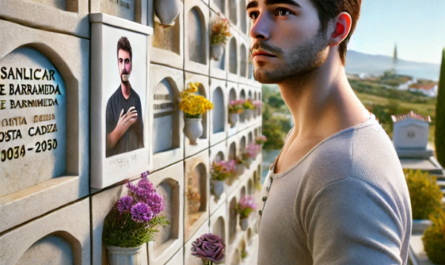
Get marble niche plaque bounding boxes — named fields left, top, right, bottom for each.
left=152, top=79, right=179, bottom=154
left=0, top=47, right=66, bottom=197
left=91, top=0, right=147, bottom=24
left=90, top=17, right=151, bottom=188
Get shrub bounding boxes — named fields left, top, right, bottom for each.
left=422, top=209, right=445, bottom=264
left=405, top=169, right=443, bottom=220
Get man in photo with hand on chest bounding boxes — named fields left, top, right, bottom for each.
left=105, top=36, right=144, bottom=158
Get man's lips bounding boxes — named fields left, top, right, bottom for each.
left=252, top=50, right=277, bottom=58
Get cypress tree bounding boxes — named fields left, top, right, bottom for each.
left=435, top=48, right=445, bottom=167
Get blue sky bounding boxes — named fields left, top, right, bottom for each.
left=348, top=0, right=445, bottom=64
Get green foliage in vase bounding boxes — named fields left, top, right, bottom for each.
left=102, top=208, right=169, bottom=248
left=422, top=209, right=445, bottom=264
left=436, top=48, right=445, bottom=168
left=405, top=169, right=443, bottom=220
left=241, top=249, right=249, bottom=259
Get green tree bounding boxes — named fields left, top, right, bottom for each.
left=436, top=48, right=445, bottom=168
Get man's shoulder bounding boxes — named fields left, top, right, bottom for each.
left=130, top=87, right=141, bottom=100
left=304, top=120, right=404, bottom=190
left=107, top=86, right=122, bottom=105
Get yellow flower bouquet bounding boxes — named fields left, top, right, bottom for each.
left=180, top=82, right=213, bottom=118
left=180, top=82, right=214, bottom=145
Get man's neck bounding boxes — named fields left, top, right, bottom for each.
left=277, top=50, right=369, bottom=143
left=121, top=82, right=131, bottom=99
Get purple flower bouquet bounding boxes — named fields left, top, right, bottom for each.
left=238, top=195, right=257, bottom=219
left=102, top=171, right=170, bottom=248
left=191, top=233, right=226, bottom=265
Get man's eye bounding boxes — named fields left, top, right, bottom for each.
left=249, top=12, right=259, bottom=20
left=275, top=9, right=290, bottom=16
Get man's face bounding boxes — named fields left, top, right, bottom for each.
left=118, top=49, right=132, bottom=83
left=247, top=0, right=330, bottom=83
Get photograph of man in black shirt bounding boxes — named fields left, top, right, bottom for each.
left=106, top=36, right=144, bottom=157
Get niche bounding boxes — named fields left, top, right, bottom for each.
left=239, top=89, right=246, bottom=123
left=247, top=178, right=253, bottom=195
left=240, top=0, right=247, bottom=33
left=215, top=151, right=225, bottom=163
left=229, top=0, right=237, bottom=25
left=228, top=87, right=237, bottom=102
left=28, top=0, right=78, bottom=12
left=153, top=78, right=180, bottom=153
left=212, top=216, right=226, bottom=244
left=187, top=163, right=208, bottom=217
left=240, top=136, right=246, bottom=154
left=257, top=92, right=262, bottom=116
left=197, top=83, right=208, bottom=139
left=187, top=7, right=206, bottom=64
left=253, top=171, right=258, bottom=191
left=214, top=0, right=226, bottom=14
left=229, top=38, right=238, bottom=74
left=0, top=47, right=68, bottom=198
left=248, top=132, right=253, bottom=144
left=228, top=88, right=237, bottom=127
left=229, top=142, right=237, bottom=160
left=240, top=186, right=246, bottom=198
left=232, top=249, right=241, bottom=265
left=240, top=89, right=246, bottom=100
left=153, top=179, right=180, bottom=250
left=212, top=87, right=225, bottom=134
left=240, top=43, right=247, bottom=77
left=152, top=16, right=181, bottom=55
left=253, top=92, right=258, bottom=118
left=247, top=228, right=252, bottom=245
left=16, top=233, right=74, bottom=265
left=229, top=197, right=237, bottom=242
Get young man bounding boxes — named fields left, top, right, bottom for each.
left=247, top=0, right=412, bottom=264
left=106, top=37, right=144, bottom=157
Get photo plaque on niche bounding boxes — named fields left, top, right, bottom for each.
left=90, top=14, right=152, bottom=188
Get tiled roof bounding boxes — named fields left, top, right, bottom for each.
left=409, top=83, right=437, bottom=91
left=391, top=110, right=431, bottom=123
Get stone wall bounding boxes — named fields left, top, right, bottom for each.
left=0, top=1, right=262, bottom=264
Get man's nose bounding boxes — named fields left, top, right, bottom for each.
left=250, top=12, right=271, bottom=40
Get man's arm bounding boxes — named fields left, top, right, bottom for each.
left=305, top=177, right=407, bottom=265
left=106, top=107, right=138, bottom=150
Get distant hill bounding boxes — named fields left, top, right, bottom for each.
left=346, top=50, right=440, bottom=81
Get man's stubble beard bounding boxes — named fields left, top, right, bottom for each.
left=252, top=27, right=330, bottom=84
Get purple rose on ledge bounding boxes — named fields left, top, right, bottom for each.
left=191, top=233, right=225, bottom=265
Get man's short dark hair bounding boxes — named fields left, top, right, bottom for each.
left=310, top=0, right=361, bottom=65
left=117, top=36, right=132, bottom=60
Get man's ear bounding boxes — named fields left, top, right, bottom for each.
left=328, top=12, right=352, bottom=47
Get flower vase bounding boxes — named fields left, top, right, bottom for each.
left=211, top=180, right=225, bottom=197
left=244, top=109, right=253, bottom=120
left=240, top=217, right=249, bottom=231
left=184, top=117, right=203, bottom=145
left=235, top=164, right=244, bottom=176
left=229, top=113, right=239, bottom=127
left=154, top=0, right=183, bottom=28
left=106, top=245, right=144, bottom=265
left=211, top=43, right=225, bottom=60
